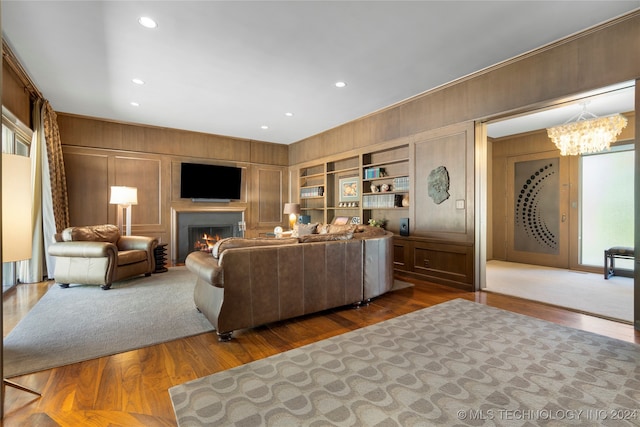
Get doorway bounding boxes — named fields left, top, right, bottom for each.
left=480, top=81, right=636, bottom=322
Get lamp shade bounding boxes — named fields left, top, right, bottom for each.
left=2, top=154, right=33, bottom=262
left=283, top=203, right=300, bottom=215
left=109, top=186, right=138, bottom=205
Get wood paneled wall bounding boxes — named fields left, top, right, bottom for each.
left=57, top=114, right=290, bottom=262
left=1, top=61, right=31, bottom=127
left=56, top=113, right=288, bottom=165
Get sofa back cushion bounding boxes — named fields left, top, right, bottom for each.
left=212, top=237, right=299, bottom=259
left=352, top=225, right=387, bottom=238
left=61, top=224, right=120, bottom=243
left=317, top=223, right=357, bottom=235
left=298, top=231, right=354, bottom=243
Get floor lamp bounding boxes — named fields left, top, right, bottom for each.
left=109, top=186, right=138, bottom=236
left=2, top=154, right=41, bottom=401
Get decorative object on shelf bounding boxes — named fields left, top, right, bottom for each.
left=381, top=184, right=390, bottom=192
left=427, top=166, right=450, bottom=205
left=351, top=216, right=361, bottom=224
left=370, top=184, right=379, bottom=193
left=274, top=226, right=283, bottom=238
left=283, top=203, right=300, bottom=230
left=332, top=216, right=350, bottom=225
left=339, top=177, right=359, bottom=202
left=402, top=194, right=410, bottom=207
left=368, top=218, right=386, bottom=228
left=298, top=215, right=311, bottom=224
left=546, top=103, right=628, bottom=156
left=109, top=186, right=138, bottom=236
left=400, top=218, right=410, bottom=236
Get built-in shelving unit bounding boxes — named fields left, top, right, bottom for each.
left=361, top=145, right=410, bottom=230
left=326, top=156, right=360, bottom=222
left=297, top=146, right=410, bottom=231
left=299, top=163, right=326, bottom=224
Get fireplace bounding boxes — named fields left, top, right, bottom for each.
left=189, top=225, right=234, bottom=253
left=173, top=209, right=245, bottom=263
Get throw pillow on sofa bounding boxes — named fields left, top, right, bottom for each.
left=293, top=222, right=318, bottom=237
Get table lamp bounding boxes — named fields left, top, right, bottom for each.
left=283, top=203, right=300, bottom=230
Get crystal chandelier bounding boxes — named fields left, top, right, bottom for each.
left=546, top=104, right=628, bottom=156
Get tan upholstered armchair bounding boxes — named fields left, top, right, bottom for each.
left=48, top=224, right=158, bottom=290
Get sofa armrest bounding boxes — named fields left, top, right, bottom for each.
left=185, top=251, right=224, bottom=287
left=48, top=241, right=118, bottom=258
left=117, top=235, right=158, bottom=253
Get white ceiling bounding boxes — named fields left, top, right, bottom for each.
left=2, top=1, right=639, bottom=145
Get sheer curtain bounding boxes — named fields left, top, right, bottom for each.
left=18, top=99, right=70, bottom=282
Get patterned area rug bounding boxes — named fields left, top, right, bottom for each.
left=169, top=299, right=640, bottom=426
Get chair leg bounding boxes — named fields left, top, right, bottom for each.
left=59, top=283, right=70, bottom=288
left=4, top=379, right=41, bottom=396
left=217, top=331, right=233, bottom=342
left=101, top=283, right=112, bottom=290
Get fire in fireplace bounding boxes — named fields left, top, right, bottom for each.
left=189, top=225, right=234, bottom=253
left=175, top=210, right=245, bottom=263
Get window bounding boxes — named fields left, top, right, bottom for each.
left=2, top=107, right=32, bottom=292
left=580, top=145, right=634, bottom=268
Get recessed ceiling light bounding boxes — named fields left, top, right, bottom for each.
left=130, top=102, right=140, bottom=107
left=138, top=16, right=157, bottom=29
left=132, top=78, right=145, bottom=85
left=335, top=81, right=347, bottom=88
left=261, top=125, right=269, bottom=130
left=285, top=112, right=294, bottom=117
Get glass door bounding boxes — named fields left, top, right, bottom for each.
left=580, top=145, right=634, bottom=269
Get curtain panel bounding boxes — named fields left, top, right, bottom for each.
left=42, top=100, right=70, bottom=233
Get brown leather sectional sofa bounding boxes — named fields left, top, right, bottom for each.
left=185, top=225, right=394, bottom=341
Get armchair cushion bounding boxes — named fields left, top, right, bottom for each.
left=60, top=224, right=120, bottom=243
left=117, top=250, right=149, bottom=266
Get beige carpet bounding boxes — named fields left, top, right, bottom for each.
left=170, top=299, right=640, bottom=426
left=486, top=260, right=633, bottom=323
left=3, top=267, right=213, bottom=378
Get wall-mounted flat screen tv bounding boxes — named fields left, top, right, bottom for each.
left=180, top=162, right=242, bottom=201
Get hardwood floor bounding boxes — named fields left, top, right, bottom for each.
left=3, top=272, right=639, bottom=426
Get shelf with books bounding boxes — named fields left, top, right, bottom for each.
left=361, top=144, right=410, bottom=233
left=300, top=186, right=324, bottom=199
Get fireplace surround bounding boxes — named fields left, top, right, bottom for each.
left=172, top=208, right=245, bottom=263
